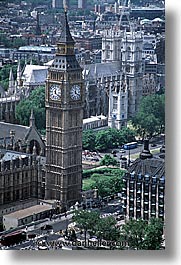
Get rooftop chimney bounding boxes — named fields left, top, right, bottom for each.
left=139, top=139, right=153, bottom=160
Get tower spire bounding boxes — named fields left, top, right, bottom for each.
left=59, top=9, right=74, bottom=45
left=17, top=60, right=21, bottom=89
left=35, top=11, right=41, bottom=36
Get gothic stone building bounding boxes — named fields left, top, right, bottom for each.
left=0, top=110, right=45, bottom=156
left=82, top=27, right=143, bottom=129
left=0, top=153, right=45, bottom=222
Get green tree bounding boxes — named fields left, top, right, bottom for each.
left=118, top=127, right=136, bottom=145
left=94, top=127, right=136, bottom=151
left=72, top=210, right=100, bottom=242
left=132, top=94, right=165, bottom=139
left=73, top=210, right=100, bottom=232
left=82, top=129, right=96, bottom=151
left=15, top=86, right=45, bottom=131
left=143, top=218, right=164, bottom=250
left=73, top=210, right=120, bottom=247
left=86, top=169, right=124, bottom=197
left=95, top=130, right=110, bottom=151
left=121, top=219, right=147, bottom=250
left=100, top=154, right=118, bottom=167
left=95, top=216, right=119, bottom=242
left=0, top=64, right=17, bottom=91
left=120, top=218, right=164, bottom=250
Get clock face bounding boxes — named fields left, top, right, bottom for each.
left=70, top=85, right=81, bottom=100
left=49, top=84, right=61, bottom=100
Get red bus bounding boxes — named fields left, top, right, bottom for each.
left=0, top=230, right=26, bottom=246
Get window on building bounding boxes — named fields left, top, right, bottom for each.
left=113, top=96, right=118, bottom=110
left=126, top=47, right=131, bottom=61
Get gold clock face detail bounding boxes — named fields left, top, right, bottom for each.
left=70, top=85, right=81, bottom=100
left=49, top=84, right=61, bottom=100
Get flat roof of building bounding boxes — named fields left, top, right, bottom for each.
left=83, top=115, right=107, bottom=124
left=3, top=204, right=52, bottom=220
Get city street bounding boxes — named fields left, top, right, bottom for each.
left=4, top=199, right=124, bottom=250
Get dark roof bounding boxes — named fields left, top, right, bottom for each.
left=0, top=122, right=29, bottom=142
left=128, top=157, right=165, bottom=179
left=59, top=11, right=75, bottom=44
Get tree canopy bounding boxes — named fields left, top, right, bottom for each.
left=73, top=210, right=120, bottom=243
left=83, top=127, right=136, bottom=152
left=82, top=168, right=124, bottom=198
left=15, top=86, right=46, bottom=132
left=0, top=64, right=17, bottom=91
left=72, top=210, right=100, bottom=234
left=120, top=218, right=164, bottom=250
left=131, top=94, right=165, bottom=139
left=73, top=211, right=164, bottom=249
left=99, top=154, right=118, bottom=167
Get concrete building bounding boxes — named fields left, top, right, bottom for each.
left=83, top=115, right=108, bottom=130
left=3, top=204, right=52, bottom=230
left=78, top=0, right=87, bottom=9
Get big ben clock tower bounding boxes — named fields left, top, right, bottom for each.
left=45, top=10, right=84, bottom=206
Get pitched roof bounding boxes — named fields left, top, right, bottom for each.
left=22, top=65, right=48, bottom=86
left=0, top=122, right=29, bottom=142
left=84, top=62, right=121, bottom=79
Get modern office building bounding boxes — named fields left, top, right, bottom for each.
left=122, top=140, right=165, bottom=221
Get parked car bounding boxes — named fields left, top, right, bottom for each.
left=112, top=149, right=119, bottom=154
left=119, top=149, right=126, bottom=153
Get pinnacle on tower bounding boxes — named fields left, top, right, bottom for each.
left=8, top=68, right=15, bottom=95
left=59, top=9, right=75, bottom=44
left=35, top=11, right=41, bottom=36
left=33, top=141, right=37, bottom=156
left=17, top=61, right=22, bottom=89
left=29, top=109, right=35, bottom=127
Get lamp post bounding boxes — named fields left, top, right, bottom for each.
left=128, top=147, right=130, bottom=166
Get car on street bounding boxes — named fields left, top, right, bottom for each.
left=119, top=149, right=126, bottom=153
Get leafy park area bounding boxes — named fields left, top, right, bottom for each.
left=72, top=210, right=164, bottom=250
left=82, top=167, right=125, bottom=198
left=83, top=127, right=135, bottom=152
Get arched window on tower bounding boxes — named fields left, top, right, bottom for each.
left=106, top=44, right=110, bottom=59
left=126, top=47, right=131, bottom=61
left=29, top=140, right=40, bottom=155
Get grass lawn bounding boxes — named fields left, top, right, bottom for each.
left=82, top=178, right=95, bottom=191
